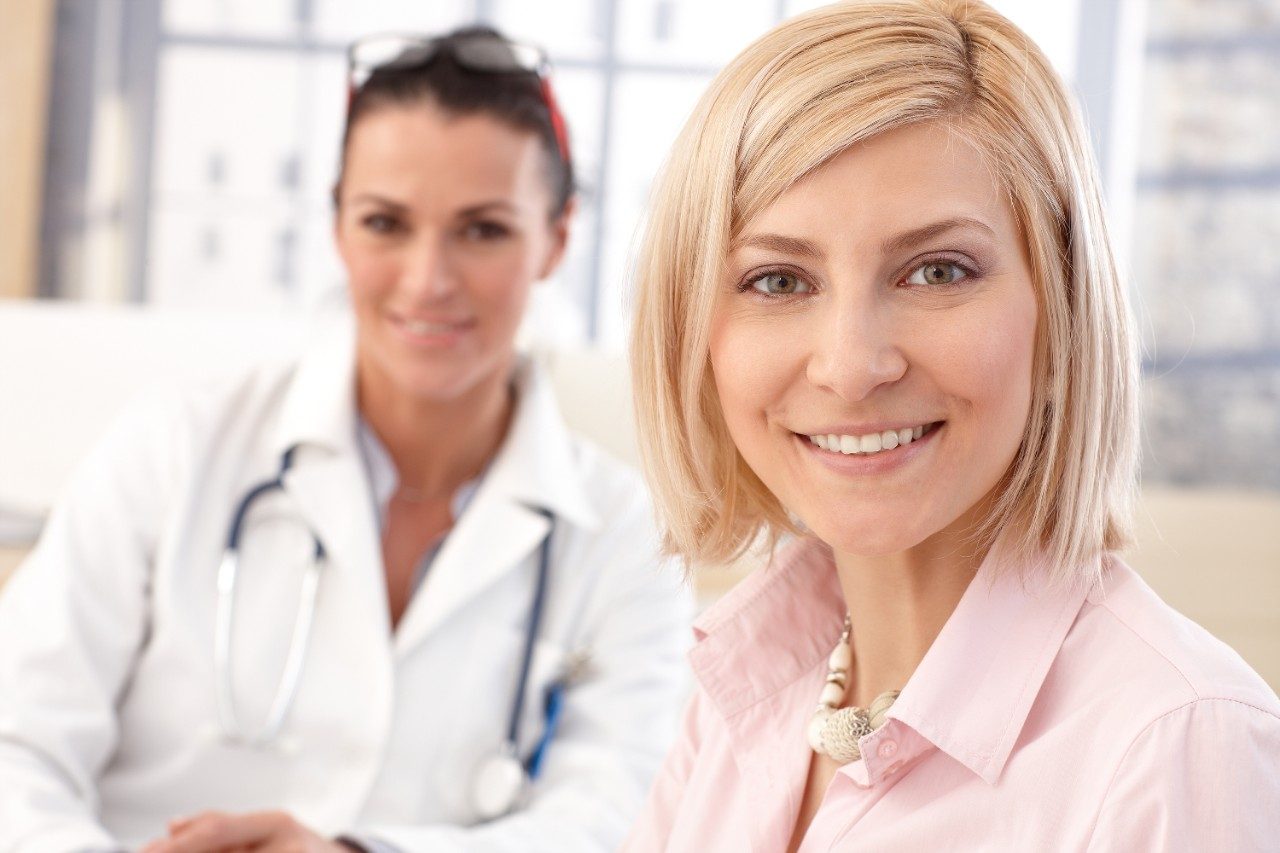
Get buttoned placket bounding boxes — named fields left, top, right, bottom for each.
left=796, top=724, right=933, bottom=852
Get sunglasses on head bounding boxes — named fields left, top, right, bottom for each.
left=346, top=32, right=571, bottom=165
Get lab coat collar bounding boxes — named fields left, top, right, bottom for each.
left=390, top=356, right=601, bottom=652
left=269, top=311, right=391, bottom=643
left=272, top=306, right=601, bottom=652
left=272, top=308, right=360, bottom=459
left=272, top=309, right=598, bottom=532
left=487, top=357, right=599, bottom=531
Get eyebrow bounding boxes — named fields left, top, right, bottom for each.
left=731, top=216, right=997, bottom=261
left=458, top=200, right=518, bottom=217
left=880, top=216, right=996, bottom=256
left=344, top=194, right=519, bottom=217
left=729, top=233, right=825, bottom=259
left=347, top=192, right=408, bottom=210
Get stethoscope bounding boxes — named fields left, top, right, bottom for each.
left=215, top=446, right=566, bottom=818
left=214, top=446, right=323, bottom=749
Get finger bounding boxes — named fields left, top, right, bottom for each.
left=168, top=814, right=199, bottom=835
left=166, top=810, right=221, bottom=839
left=248, top=824, right=347, bottom=853
left=252, top=836, right=342, bottom=853
left=155, top=810, right=291, bottom=853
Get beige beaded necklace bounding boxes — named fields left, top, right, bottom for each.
left=806, top=615, right=900, bottom=762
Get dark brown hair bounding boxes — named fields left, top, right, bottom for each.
left=335, top=25, right=574, bottom=216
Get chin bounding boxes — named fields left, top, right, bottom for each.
left=803, top=510, right=938, bottom=558
left=398, top=368, right=488, bottom=403
left=372, top=338, right=511, bottom=403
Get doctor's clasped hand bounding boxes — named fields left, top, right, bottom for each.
left=139, top=811, right=349, bottom=853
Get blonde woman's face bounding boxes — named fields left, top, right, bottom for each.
left=709, top=120, right=1038, bottom=557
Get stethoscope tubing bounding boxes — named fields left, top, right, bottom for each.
left=215, top=446, right=325, bottom=748
left=506, top=507, right=554, bottom=751
left=216, top=446, right=557, bottom=777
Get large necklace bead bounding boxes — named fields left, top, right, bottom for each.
left=807, top=614, right=901, bottom=763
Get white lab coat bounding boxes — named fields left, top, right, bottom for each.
left=0, top=312, right=692, bottom=852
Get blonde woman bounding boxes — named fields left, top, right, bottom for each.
left=624, top=1, right=1280, bottom=850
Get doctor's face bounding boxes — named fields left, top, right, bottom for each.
left=335, top=101, right=568, bottom=403
left=709, top=120, right=1039, bottom=558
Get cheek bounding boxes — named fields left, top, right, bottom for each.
left=470, top=233, right=552, bottom=302
left=932, top=286, right=1038, bottom=453
left=708, top=308, right=796, bottom=442
left=341, top=245, right=398, bottom=304
left=468, top=256, right=535, bottom=325
left=983, top=293, right=1038, bottom=426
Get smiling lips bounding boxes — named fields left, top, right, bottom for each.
left=390, top=313, right=474, bottom=343
left=805, top=422, right=940, bottom=456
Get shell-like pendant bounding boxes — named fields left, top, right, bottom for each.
left=806, top=614, right=901, bottom=763
left=820, top=706, right=872, bottom=763
left=867, top=689, right=900, bottom=730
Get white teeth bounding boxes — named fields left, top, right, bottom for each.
left=404, top=319, right=454, bottom=335
left=806, top=423, right=935, bottom=457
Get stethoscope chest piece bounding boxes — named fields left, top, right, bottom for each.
left=468, top=505, right=556, bottom=820
left=471, top=747, right=527, bottom=820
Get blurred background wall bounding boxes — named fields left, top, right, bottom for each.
left=1134, top=1, right=1280, bottom=490
left=23, top=0, right=1091, bottom=343
left=17, top=0, right=1280, bottom=484
left=0, top=0, right=56, bottom=300
left=2, top=0, right=1278, bottom=682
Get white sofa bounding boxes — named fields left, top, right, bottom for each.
left=2, top=298, right=1277, bottom=689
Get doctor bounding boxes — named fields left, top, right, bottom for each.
left=0, top=26, right=691, bottom=852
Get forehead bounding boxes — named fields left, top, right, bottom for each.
left=737, top=120, right=1020, bottom=253
left=342, top=102, right=550, bottom=207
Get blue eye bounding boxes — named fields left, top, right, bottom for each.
left=749, top=272, right=810, bottom=295
left=906, top=261, right=968, bottom=286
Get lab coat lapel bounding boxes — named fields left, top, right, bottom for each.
left=394, top=487, right=549, bottom=655
left=392, top=358, right=598, bottom=655
left=270, top=306, right=390, bottom=639
left=282, top=451, right=390, bottom=641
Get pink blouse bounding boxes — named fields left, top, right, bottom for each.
left=622, top=539, right=1280, bottom=851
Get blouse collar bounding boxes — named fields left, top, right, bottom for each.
left=689, top=535, right=1096, bottom=786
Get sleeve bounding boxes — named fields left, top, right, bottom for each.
left=349, top=474, right=697, bottom=853
left=1087, top=697, right=1280, bottom=852
left=0, top=393, right=183, bottom=851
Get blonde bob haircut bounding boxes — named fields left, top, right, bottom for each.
left=630, top=0, right=1138, bottom=588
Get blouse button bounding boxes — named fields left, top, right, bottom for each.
left=877, top=740, right=898, bottom=759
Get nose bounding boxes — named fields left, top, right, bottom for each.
left=805, top=295, right=908, bottom=403
left=400, top=233, right=459, bottom=303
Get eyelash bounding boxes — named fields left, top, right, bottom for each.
left=462, top=220, right=513, bottom=241
left=735, top=256, right=979, bottom=297
left=361, top=213, right=402, bottom=235
left=356, top=216, right=515, bottom=242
